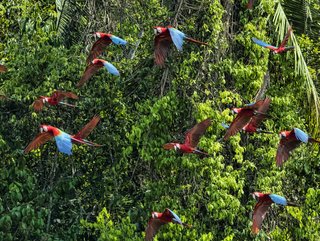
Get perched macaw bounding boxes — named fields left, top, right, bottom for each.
left=24, top=115, right=102, bottom=155
left=32, top=90, right=78, bottom=111
left=276, top=128, right=320, bottom=166
left=247, top=0, right=255, bottom=9
left=0, top=64, right=7, bottom=72
left=86, top=32, right=127, bottom=65
left=251, top=192, right=298, bottom=234
left=77, top=59, right=119, bottom=87
left=145, top=208, right=191, bottom=241
left=153, top=26, right=208, bottom=66
left=163, top=118, right=211, bottom=156
left=252, top=27, right=294, bottom=54
left=223, top=98, right=270, bottom=140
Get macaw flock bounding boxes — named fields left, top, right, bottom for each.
left=0, top=1, right=317, bottom=240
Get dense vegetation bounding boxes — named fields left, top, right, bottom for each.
left=0, top=0, right=320, bottom=240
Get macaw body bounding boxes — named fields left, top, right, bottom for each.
left=252, top=27, right=294, bottom=54
left=0, top=64, right=7, bottom=72
left=223, top=97, right=271, bottom=140
left=77, top=58, right=119, bottom=87
left=145, top=208, right=191, bottom=241
left=276, top=128, right=320, bottom=166
left=24, top=115, right=102, bottom=155
left=163, top=118, right=211, bottom=156
left=33, top=91, right=78, bottom=111
left=252, top=192, right=298, bottom=234
left=86, top=32, right=127, bottom=64
left=153, top=26, right=208, bottom=66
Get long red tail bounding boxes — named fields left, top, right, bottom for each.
left=185, top=37, right=208, bottom=46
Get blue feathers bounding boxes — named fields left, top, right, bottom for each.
left=294, top=128, right=309, bottom=143
left=269, top=194, right=288, bottom=206
left=103, top=62, right=120, bottom=76
left=55, top=131, right=72, bottom=155
left=168, top=27, right=186, bottom=51
left=110, top=35, right=127, bottom=45
left=252, top=37, right=276, bottom=49
left=221, top=123, right=230, bottom=129
left=168, top=209, right=182, bottom=225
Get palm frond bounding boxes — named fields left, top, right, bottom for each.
left=274, top=2, right=320, bottom=135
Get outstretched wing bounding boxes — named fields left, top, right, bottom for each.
left=184, top=118, right=211, bottom=147
left=223, top=110, right=253, bottom=140
left=24, top=132, right=53, bottom=154
left=275, top=138, right=301, bottom=166
left=32, top=98, right=45, bottom=111
left=154, top=34, right=171, bottom=66
left=52, top=91, right=79, bottom=102
left=168, top=27, right=186, bottom=51
left=0, top=64, right=7, bottom=72
left=145, top=218, right=166, bottom=241
left=279, top=27, right=292, bottom=48
left=249, top=97, right=271, bottom=128
left=252, top=200, right=272, bottom=234
left=77, top=63, right=104, bottom=87
left=252, top=37, right=277, bottom=50
left=74, top=115, right=101, bottom=139
left=86, top=37, right=112, bottom=65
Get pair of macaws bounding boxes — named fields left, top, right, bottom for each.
left=24, top=115, right=102, bottom=155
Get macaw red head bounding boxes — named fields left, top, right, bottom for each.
left=279, top=131, right=288, bottom=139
left=39, top=125, right=49, bottom=133
left=92, top=59, right=105, bottom=65
left=151, top=212, right=158, bottom=219
left=173, top=143, right=181, bottom=151
left=153, top=26, right=167, bottom=35
left=40, top=96, right=48, bottom=103
left=231, top=108, right=241, bottom=114
left=94, top=32, right=110, bottom=38
left=251, top=192, right=262, bottom=201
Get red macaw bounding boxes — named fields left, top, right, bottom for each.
left=32, top=90, right=78, bottom=111
left=145, top=208, right=191, bottom=241
left=86, top=32, right=127, bottom=65
left=0, top=64, right=7, bottom=72
left=163, top=118, right=211, bottom=156
left=276, top=128, right=320, bottom=166
left=247, top=0, right=255, bottom=9
left=77, top=58, right=119, bottom=87
left=153, top=26, right=208, bottom=66
left=252, top=192, right=298, bottom=234
left=252, top=27, right=294, bottom=54
left=223, top=98, right=270, bottom=140
left=24, top=115, right=102, bottom=155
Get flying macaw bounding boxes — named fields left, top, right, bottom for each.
left=32, top=90, right=78, bottom=111
left=0, top=64, right=7, bottom=72
left=251, top=192, right=298, bottom=234
left=247, top=0, right=255, bottom=9
left=153, top=26, right=208, bottom=66
left=77, top=58, right=119, bottom=87
left=252, top=27, right=294, bottom=54
left=145, top=208, right=191, bottom=241
left=276, top=128, right=320, bottom=166
left=24, top=115, right=102, bottom=155
left=223, top=98, right=270, bottom=140
left=86, top=32, right=127, bottom=65
left=163, top=118, right=211, bottom=156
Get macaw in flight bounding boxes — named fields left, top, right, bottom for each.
left=163, top=118, right=211, bottom=156
left=153, top=26, right=208, bottom=66
left=251, top=192, right=298, bottom=234
left=24, top=115, right=102, bottom=155
left=252, top=27, right=294, bottom=54
left=32, top=90, right=78, bottom=111
left=276, top=128, right=320, bottom=166
left=223, top=97, right=271, bottom=140
left=86, top=32, right=127, bottom=65
left=145, top=208, right=191, bottom=241
left=247, top=0, right=255, bottom=9
left=77, top=59, right=119, bottom=87
left=0, top=64, right=7, bottom=72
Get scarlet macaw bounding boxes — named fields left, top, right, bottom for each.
left=32, top=90, right=78, bottom=111
left=24, top=115, right=102, bottom=155
left=276, top=128, right=320, bottom=166
left=251, top=192, right=298, bottom=234
left=252, top=27, right=294, bottom=54
left=223, top=98, right=270, bottom=140
left=0, top=64, right=7, bottom=72
left=153, top=26, right=208, bottom=66
left=86, top=32, right=127, bottom=65
left=77, top=59, right=119, bottom=87
left=145, top=208, right=191, bottom=241
left=163, top=118, right=211, bottom=156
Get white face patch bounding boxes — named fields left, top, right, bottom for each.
left=40, top=127, right=43, bottom=133
left=95, top=32, right=101, bottom=38
left=43, top=126, right=48, bottom=132
left=152, top=213, right=158, bottom=219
